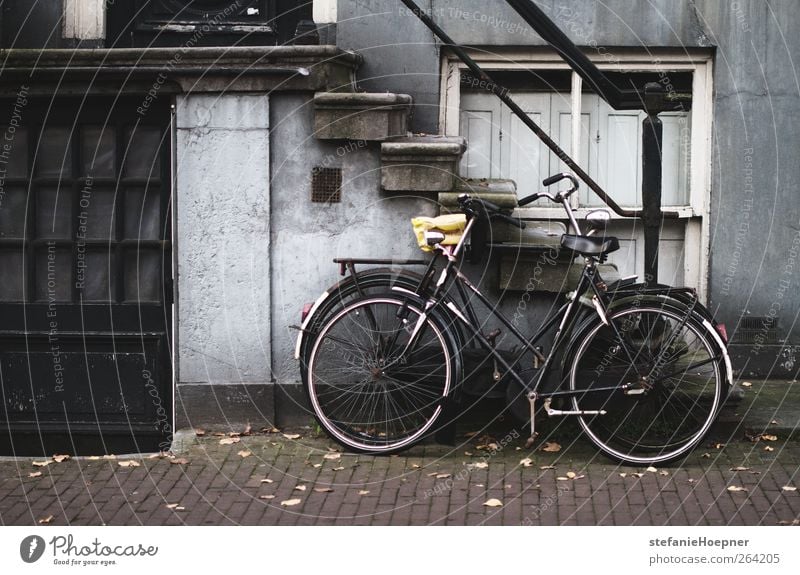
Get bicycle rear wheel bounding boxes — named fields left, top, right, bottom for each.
left=569, top=305, right=723, bottom=465
left=306, top=296, right=460, bottom=454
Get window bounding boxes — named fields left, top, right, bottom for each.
left=442, top=49, right=713, bottom=297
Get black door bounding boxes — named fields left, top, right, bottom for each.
left=0, top=96, right=173, bottom=455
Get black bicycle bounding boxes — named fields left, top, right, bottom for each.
left=296, top=174, right=733, bottom=465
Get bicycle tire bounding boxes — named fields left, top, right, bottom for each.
left=568, top=304, right=724, bottom=465
left=306, top=295, right=462, bottom=454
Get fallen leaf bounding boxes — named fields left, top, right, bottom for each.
left=312, top=463, right=322, bottom=469
left=237, top=450, right=252, bottom=458
left=259, top=495, right=275, bottom=500
left=464, top=431, right=480, bottom=438
left=195, top=429, right=206, bottom=436
left=473, top=461, right=489, bottom=469
left=52, top=454, right=70, bottom=463
left=333, top=466, right=345, bottom=471
left=659, top=471, right=669, bottom=476
left=170, top=458, right=190, bottom=465
left=282, top=433, right=301, bottom=440
left=118, top=460, right=141, bottom=468
left=771, top=420, right=779, bottom=425
left=633, top=473, right=645, bottom=478
left=539, top=465, right=555, bottom=470
left=542, top=442, right=561, bottom=453
left=212, top=432, right=225, bottom=437
left=688, top=478, right=697, bottom=484
left=741, top=381, right=752, bottom=387
left=520, top=458, right=534, bottom=468
left=411, top=464, right=421, bottom=469
left=730, top=466, right=751, bottom=471
left=435, top=473, right=451, bottom=479
left=782, top=486, right=797, bottom=492
left=778, top=519, right=800, bottom=525
left=646, top=466, right=659, bottom=473
left=219, top=437, right=240, bottom=445
left=29, top=471, right=43, bottom=478
left=557, top=476, right=569, bottom=481
left=166, top=503, right=180, bottom=509
left=483, top=498, right=503, bottom=507
left=323, top=453, right=341, bottom=460
left=242, top=423, right=252, bottom=436
left=294, top=485, right=307, bottom=491
left=712, top=443, right=725, bottom=449
left=88, top=456, right=101, bottom=460
left=280, top=498, right=301, bottom=507
left=263, top=427, right=280, bottom=434
left=515, top=447, right=522, bottom=451
left=358, top=490, right=370, bottom=495
left=727, top=485, right=748, bottom=492
left=761, top=434, right=778, bottom=442
left=619, top=473, right=627, bottom=478
left=764, top=446, right=775, bottom=452
left=39, top=515, right=54, bottom=524
left=476, top=484, right=485, bottom=487
left=32, top=460, right=52, bottom=467
left=701, top=453, right=712, bottom=459
left=314, top=487, right=334, bottom=493
left=103, top=454, right=117, bottom=460
left=566, top=471, right=577, bottom=479
left=464, top=452, right=473, bottom=457
left=261, top=479, right=274, bottom=484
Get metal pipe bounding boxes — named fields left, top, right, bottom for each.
left=398, top=0, right=679, bottom=219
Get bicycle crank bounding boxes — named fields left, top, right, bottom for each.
left=542, top=398, right=607, bottom=416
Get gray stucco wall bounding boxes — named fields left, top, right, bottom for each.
left=269, top=93, right=439, bottom=409
left=175, top=93, right=272, bottom=423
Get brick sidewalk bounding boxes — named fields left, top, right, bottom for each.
left=1, top=428, right=798, bottom=526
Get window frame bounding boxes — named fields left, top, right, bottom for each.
left=440, top=47, right=714, bottom=300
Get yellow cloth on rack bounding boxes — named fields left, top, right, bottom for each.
left=411, top=214, right=467, bottom=252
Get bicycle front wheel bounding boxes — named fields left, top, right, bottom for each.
left=569, top=305, right=724, bottom=465
left=306, top=296, right=459, bottom=454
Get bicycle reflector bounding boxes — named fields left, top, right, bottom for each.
left=301, top=303, right=314, bottom=322
left=716, top=323, right=729, bottom=344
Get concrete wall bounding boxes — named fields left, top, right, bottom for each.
left=175, top=93, right=273, bottom=426
left=269, top=92, right=439, bottom=421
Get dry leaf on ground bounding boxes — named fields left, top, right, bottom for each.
left=782, top=486, right=797, bottom=492
left=314, top=487, right=334, bottom=493
left=282, top=433, right=301, bottom=440
left=28, top=471, right=43, bottom=478
left=761, top=434, right=778, bottom=442
left=557, top=477, right=569, bottom=481
left=358, top=490, right=370, bottom=495
left=259, top=495, right=275, bottom=500
left=294, top=485, right=307, bottom=491
left=701, top=453, right=712, bottom=459
left=237, top=450, right=252, bottom=458
left=333, top=466, right=345, bottom=471
left=520, top=458, right=533, bottom=468
left=727, top=486, right=748, bottom=492
left=219, top=437, right=240, bottom=445
left=566, top=471, right=577, bottom=479
left=542, top=442, right=561, bottom=453
left=741, top=381, right=752, bottom=387
left=39, top=515, right=54, bottom=524
left=619, top=473, right=628, bottom=478
left=52, top=454, right=70, bottom=463
left=260, top=478, right=274, bottom=483
left=473, top=462, right=489, bottom=469
left=118, top=460, right=141, bottom=468
left=435, top=473, right=451, bottom=479
left=32, top=460, right=52, bottom=467
left=170, top=458, right=190, bottom=465
left=323, top=453, right=341, bottom=460
left=483, top=498, right=503, bottom=507
left=646, top=466, right=658, bottom=473
left=194, top=429, right=206, bottom=436
left=540, top=465, right=555, bottom=470
left=730, top=466, right=750, bottom=472
left=764, top=446, right=775, bottom=452
left=280, top=498, right=301, bottom=507
left=659, top=471, right=669, bottom=476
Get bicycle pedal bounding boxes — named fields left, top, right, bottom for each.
left=524, top=433, right=538, bottom=449
left=624, top=388, right=646, bottom=396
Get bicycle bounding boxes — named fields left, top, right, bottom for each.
left=297, top=173, right=733, bottom=465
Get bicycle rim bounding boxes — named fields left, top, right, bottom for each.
left=570, top=306, right=723, bottom=465
left=307, top=296, right=454, bottom=453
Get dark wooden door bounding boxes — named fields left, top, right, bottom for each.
left=0, top=97, right=173, bottom=455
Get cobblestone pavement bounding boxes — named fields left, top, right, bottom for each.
left=1, top=427, right=799, bottom=526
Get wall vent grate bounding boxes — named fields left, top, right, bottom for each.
left=311, top=167, right=342, bottom=203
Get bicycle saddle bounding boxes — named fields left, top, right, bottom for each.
left=560, top=234, right=620, bottom=256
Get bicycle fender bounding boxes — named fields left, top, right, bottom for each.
left=294, top=289, right=333, bottom=360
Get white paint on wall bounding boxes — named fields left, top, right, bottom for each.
left=63, top=0, right=105, bottom=40
left=313, top=0, right=338, bottom=23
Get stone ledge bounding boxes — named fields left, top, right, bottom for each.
left=381, top=135, right=467, bottom=192
left=314, top=91, right=412, bottom=141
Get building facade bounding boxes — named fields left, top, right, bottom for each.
left=0, top=0, right=797, bottom=454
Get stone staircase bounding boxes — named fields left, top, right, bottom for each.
left=311, top=90, right=620, bottom=291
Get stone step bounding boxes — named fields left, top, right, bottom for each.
left=380, top=135, right=467, bottom=192
left=314, top=92, right=412, bottom=141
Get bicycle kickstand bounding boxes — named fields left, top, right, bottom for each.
left=524, top=391, right=538, bottom=449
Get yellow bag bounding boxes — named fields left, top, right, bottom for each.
left=411, top=214, right=467, bottom=252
